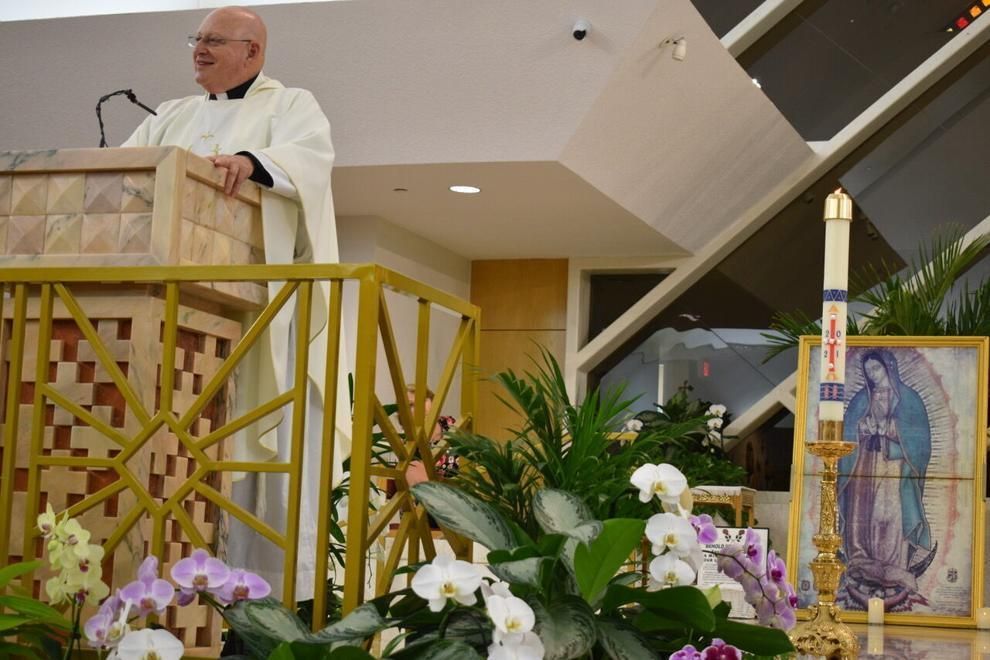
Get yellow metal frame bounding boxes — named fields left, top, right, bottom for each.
left=787, top=335, right=988, bottom=629
left=0, top=263, right=480, bottom=629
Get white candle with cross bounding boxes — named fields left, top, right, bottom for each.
left=819, top=189, right=853, bottom=424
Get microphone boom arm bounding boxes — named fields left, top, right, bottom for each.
left=96, top=88, right=157, bottom=148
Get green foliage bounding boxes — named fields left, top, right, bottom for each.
left=764, top=228, right=990, bottom=359
left=445, top=348, right=706, bottom=533
left=223, top=599, right=387, bottom=659
left=224, top=352, right=791, bottom=659
left=632, top=383, right=747, bottom=488
left=573, top=519, right=645, bottom=603
left=0, top=560, right=71, bottom=660
left=399, top=482, right=791, bottom=659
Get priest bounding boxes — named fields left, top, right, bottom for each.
left=123, top=5, right=351, bottom=601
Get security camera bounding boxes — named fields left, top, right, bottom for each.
left=572, top=19, right=590, bottom=41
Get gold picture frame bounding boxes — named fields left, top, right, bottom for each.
left=787, top=335, right=988, bottom=628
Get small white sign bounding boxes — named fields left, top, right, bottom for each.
left=697, top=527, right=770, bottom=620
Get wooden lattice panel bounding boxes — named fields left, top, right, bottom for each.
left=0, top=292, right=241, bottom=656
left=0, top=171, right=155, bottom=256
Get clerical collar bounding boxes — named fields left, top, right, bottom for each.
left=208, top=73, right=259, bottom=101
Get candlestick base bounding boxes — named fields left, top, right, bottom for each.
left=790, top=602, right=860, bottom=659
left=789, top=428, right=860, bottom=659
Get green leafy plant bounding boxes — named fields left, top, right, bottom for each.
left=630, top=383, right=747, bottom=488
left=217, top=477, right=795, bottom=659
left=444, top=348, right=709, bottom=534
left=764, top=228, right=990, bottom=359
left=0, top=560, right=71, bottom=659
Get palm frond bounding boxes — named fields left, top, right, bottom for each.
left=765, top=228, right=990, bottom=358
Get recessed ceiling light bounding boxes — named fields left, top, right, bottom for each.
left=751, top=78, right=762, bottom=89
left=449, top=185, right=481, bottom=194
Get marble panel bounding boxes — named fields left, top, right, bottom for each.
left=119, top=213, right=152, bottom=253
left=81, top=213, right=121, bottom=254
left=7, top=215, right=46, bottom=254
left=182, top=179, right=196, bottom=220
left=211, top=232, right=232, bottom=265
left=84, top=172, right=124, bottom=213
left=44, top=214, right=83, bottom=254
left=11, top=174, right=47, bottom=215
left=46, top=174, right=85, bottom=214
left=180, top=219, right=196, bottom=261
left=229, top=238, right=251, bottom=265
left=0, top=216, right=6, bottom=254
left=233, top=204, right=263, bottom=249
left=191, top=225, right=212, bottom=263
left=0, top=175, right=13, bottom=214
left=214, top=194, right=237, bottom=236
left=121, top=172, right=155, bottom=214
left=194, top=182, right=218, bottom=228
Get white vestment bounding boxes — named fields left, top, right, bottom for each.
left=123, top=73, right=351, bottom=599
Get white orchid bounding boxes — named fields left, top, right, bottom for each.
left=481, top=580, right=514, bottom=602
left=488, top=630, right=545, bottom=660
left=649, top=553, right=696, bottom=588
left=630, top=463, right=688, bottom=505
left=487, top=592, right=536, bottom=643
left=411, top=555, right=482, bottom=612
left=708, top=404, right=727, bottom=417
left=622, top=419, right=643, bottom=433
left=108, top=628, right=184, bottom=660
left=645, top=513, right=699, bottom=559
left=707, top=417, right=723, bottom=430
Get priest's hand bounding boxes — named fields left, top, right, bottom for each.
left=208, top=154, right=255, bottom=197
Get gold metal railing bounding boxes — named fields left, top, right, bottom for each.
left=0, top=263, right=480, bottom=636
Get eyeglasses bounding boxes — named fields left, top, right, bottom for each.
left=187, top=35, right=253, bottom=48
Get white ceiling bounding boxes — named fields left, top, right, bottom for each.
left=0, top=0, right=813, bottom=260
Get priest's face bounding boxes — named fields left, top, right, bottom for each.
left=192, top=9, right=264, bottom=93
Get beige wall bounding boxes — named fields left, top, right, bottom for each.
left=337, top=215, right=471, bottom=419
left=471, top=259, right=568, bottom=438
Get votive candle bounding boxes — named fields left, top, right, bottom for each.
left=867, top=597, right=884, bottom=625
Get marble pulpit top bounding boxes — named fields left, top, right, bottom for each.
left=0, top=147, right=260, bottom=205
left=0, top=147, right=264, bottom=276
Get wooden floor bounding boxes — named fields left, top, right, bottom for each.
left=800, top=623, right=990, bottom=658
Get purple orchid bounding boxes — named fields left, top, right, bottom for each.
left=84, top=591, right=130, bottom=650
left=715, top=545, right=745, bottom=579
left=742, top=528, right=765, bottom=567
left=170, top=548, right=230, bottom=601
left=84, top=610, right=114, bottom=649
left=120, top=556, right=175, bottom=617
left=215, top=569, right=271, bottom=604
left=670, top=644, right=702, bottom=659
left=700, top=638, right=742, bottom=660
left=689, top=514, right=718, bottom=544
left=715, top=528, right=798, bottom=631
left=766, top=550, right=787, bottom=585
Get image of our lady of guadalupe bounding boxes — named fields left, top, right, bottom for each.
left=836, top=348, right=936, bottom=611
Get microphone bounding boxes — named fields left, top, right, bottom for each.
left=96, top=89, right=157, bottom=148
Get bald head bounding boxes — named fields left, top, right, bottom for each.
left=191, top=6, right=268, bottom=94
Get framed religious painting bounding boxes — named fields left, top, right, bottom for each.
left=787, top=336, right=988, bottom=627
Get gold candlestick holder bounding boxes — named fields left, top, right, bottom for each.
left=790, top=420, right=860, bottom=659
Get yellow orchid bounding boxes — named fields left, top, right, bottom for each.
left=37, top=502, right=59, bottom=538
